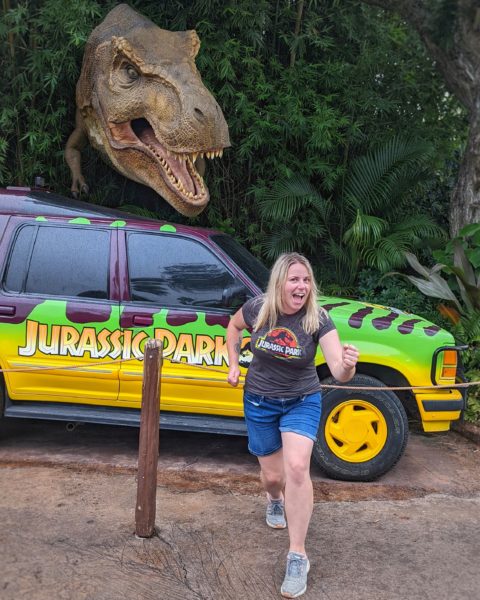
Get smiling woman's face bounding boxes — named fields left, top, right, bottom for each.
left=281, top=262, right=311, bottom=314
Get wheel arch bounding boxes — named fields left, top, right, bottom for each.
left=316, top=361, right=419, bottom=419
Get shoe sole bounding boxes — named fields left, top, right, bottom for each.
left=280, top=585, right=306, bottom=598
left=266, top=518, right=287, bottom=529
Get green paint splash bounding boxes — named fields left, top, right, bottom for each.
left=68, top=217, right=91, bottom=225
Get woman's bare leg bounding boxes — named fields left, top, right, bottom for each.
left=281, top=432, right=314, bottom=554
left=257, top=448, right=285, bottom=500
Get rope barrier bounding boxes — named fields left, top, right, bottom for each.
left=163, top=357, right=478, bottom=392
left=0, top=353, right=477, bottom=392
left=0, top=356, right=138, bottom=373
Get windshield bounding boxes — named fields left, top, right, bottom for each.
left=211, top=234, right=270, bottom=291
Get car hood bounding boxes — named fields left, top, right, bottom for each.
left=317, top=295, right=453, bottom=345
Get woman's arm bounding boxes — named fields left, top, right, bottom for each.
left=226, top=308, right=248, bottom=387
left=319, top=329, right=359, bottom=382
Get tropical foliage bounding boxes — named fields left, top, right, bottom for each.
left=0, top=1, right=104, bottom=190
left=391, top=225, right=480, bottom=421
left=398, top=225, right=480, bottom=334
left=0, top=0, right=466, bottom=253
left=257, top=136, right=446, bottom=289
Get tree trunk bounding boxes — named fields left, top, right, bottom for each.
left=290, top=0, right=304, bottom=68
left=451, top=104, right=480, bottom=235
left=359, top=0, right=480, bottom=235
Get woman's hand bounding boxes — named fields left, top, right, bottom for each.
left=342, top=343, right=359, bottom=370
left=226, top=308, right=248, bottom=387
left=227, top=365, right=241, bottom=387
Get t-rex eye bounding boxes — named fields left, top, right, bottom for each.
left=125, top=64, right=139, bottom=80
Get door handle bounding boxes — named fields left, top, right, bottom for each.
left=132, top=315, right=153, bottom=326
left=0, top=305, right=16, bottom=316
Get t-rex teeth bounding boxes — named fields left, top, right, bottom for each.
left=147, top=142, right=207, bottom=199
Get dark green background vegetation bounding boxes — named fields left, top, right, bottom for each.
left=1, top=1, right=478, bottom=418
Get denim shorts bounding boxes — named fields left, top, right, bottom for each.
left=243, top=390, right=322, bottom=457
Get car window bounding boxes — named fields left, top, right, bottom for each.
left=4, top=224, right=35, bottom=292
left=127, top=232, right=237, bottom=308
left=211, top=233, right=269, bottom=291
left=3, top=224, right=110, bottom=299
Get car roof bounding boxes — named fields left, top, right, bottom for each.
left=0, top=188, right=218, bottom=237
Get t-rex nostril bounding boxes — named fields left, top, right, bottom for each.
left=194, top=108, right=206, bottom=121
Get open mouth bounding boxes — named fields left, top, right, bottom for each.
left=109, top=118, right=224, bottom=204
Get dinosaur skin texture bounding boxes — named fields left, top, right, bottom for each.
left=65, top=4, right=230, bottom=217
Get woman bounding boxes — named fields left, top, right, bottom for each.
left=226, top=252, right=359, bottom=598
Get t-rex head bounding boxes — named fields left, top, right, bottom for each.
left=76, top=4, right=230, bottom=216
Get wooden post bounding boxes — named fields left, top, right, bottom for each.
left=135, top=338, right=163, bottom=538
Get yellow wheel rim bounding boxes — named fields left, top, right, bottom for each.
left=325, top=399, right=388, bottom=463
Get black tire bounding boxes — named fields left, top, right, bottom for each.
left=313, top=374, right=409, bottom=481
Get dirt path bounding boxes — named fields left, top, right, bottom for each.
left=1, top=419, right=480, bottom=599
left=1, top=418, right=480, bottom=500
left=1, top=465, right=479, bottom=600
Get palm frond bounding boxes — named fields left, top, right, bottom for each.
left=458, top=310, right=480, bottom=342
left=326, top=238, right=359, bottom=288
left=261, top=227, right=298, bottom=260
left=392, top=214, right=446, bottom=241
left=343, top=136, right=433, bottom=215
left=343, top=211, right=387, bottom=246
left=258, top=175, right=328, bottom=221
left=362, top=237, right=407, bottom=272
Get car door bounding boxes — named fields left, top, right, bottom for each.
left=118, top=229, right=250, bottom=416
left=0, top=219, right=121, bottom=404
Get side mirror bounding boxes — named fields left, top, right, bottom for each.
left=222, top=282, right=248, bottom=308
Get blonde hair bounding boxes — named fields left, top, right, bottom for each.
left=254, top=252, right=322, bottom=335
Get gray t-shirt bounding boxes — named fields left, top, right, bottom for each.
left=242, top=296, right=335, bottom=396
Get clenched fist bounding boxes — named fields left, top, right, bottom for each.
left=342, top=344, right=359, bottom=370
left=227, top=365, right=240, bottom=387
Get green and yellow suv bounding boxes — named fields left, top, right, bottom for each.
left=0, top=187, right=466, bottom=481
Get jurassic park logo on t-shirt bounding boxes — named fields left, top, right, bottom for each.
left=255, top=327, right=303, bottom=359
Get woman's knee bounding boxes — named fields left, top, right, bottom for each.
left=285, top=460, right=310, bottom=486
left=261, top=468, right=285, bottom=489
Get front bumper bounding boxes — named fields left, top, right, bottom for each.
left=417, top=344, right=468, bottom=432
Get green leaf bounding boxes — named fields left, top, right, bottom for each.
left=459, top=223, right=480, bottom=237
left=468, top=247, right=480, bottom=269
left=404, top=252, right=437, bottom=278
left=404, top=274, right=462, bottom=309
left=453, top=240, right=476, bottom=287
left=343, top=211, right=387, bottom=245
left=258, top=176, right=327, bottom=221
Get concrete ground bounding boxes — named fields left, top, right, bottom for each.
left=0, top=418, right=479, bottom=599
